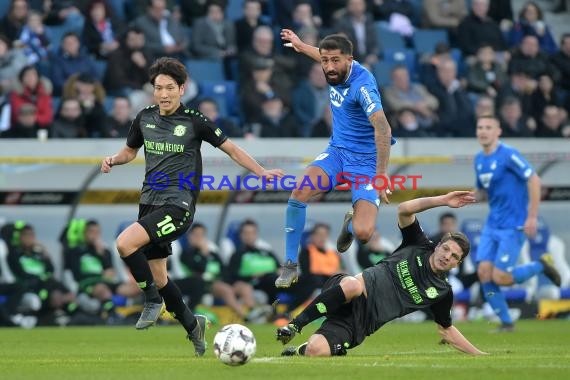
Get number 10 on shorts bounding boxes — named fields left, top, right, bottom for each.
left=156, top=215, right=176, bottom=237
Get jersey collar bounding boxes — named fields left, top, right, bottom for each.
left=342, top=61, right=355, bottom=85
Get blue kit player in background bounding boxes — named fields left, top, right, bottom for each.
left=474, top=115, right=560, bottom=331
left=275, top=29, right=396, bottom=288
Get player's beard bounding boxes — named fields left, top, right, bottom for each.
left=324, top=67, right=348, bottom=86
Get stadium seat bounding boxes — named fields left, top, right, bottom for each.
left=375, top=23, right=406, bottom=53
left=199, top=80, right=238, bottom=118
left=412, top=29, right=449, bottom=55
left=382, top=48, right=417, bottom=80
left=185, top=59, right=225, bottom=82
left=93, top=60, right=107, bottom=82
left=226, top=0, right=244, bottom=20
left=0, top=1, right=9, bottom=19
left=45, top=25, right=68, bottom=54
left=372, top=61, right=396, bottom=87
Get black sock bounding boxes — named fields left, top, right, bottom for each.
left=122, top=250, right=161, bottom=303
left=159, top=279, right=197, bottom=334
left=292, top=285, right=346, bottom=331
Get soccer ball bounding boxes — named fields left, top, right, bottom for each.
left=213, top=324, right=256, bottom=366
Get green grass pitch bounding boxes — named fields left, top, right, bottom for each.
left=1, top=320, right=568, bottom=380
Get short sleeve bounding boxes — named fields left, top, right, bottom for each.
left=506, top=149, right=534, bottom=181
left=430, top=291, right=453, bottom=328
left=126, top=112, right=144, bottom=149
left=355, top=79, right=384, bottom=117
left=195, top=112, right=228, bottom=148
left=399, top=217, right=432, bottom=248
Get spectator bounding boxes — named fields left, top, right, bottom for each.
left=235, top=0, right=269, bottom=51
left=422, top=0, right=467, bottom=37
left=103, top=26, right=151, bottom=96
left=384, top=65, right=439, bottom=130
left=82, top=0, right=124, bottom=59
left=0, top=0, right=29, bottom=44
left=1, top=103, right=37, bottom=138
left=0, top=34, right=27, bottom=91
left=238, top=25, right=295, bottom=88
left=297, top=223, right=341, bottom=300
left=417, top=42, right=452, bottom=89
left=320, top=0, right=348, bottom=28
left=550, top=34, right=570, bottom=92
left=356, top=230, right=392, bottom=271
left=370, top=0, right=415, bottom=22
left=178, top=0, right=226, bottom=27
left=175, top=223, right=271, bottom=322
left=393, top=108, right=433, bottom=137
left=288, top=1, right=322, bottom=32
left=239, top=57, right=291, bottom=124
left=15, top=10, right=50, bottom=66
left=292, top=62, right=328, bottom=137
left=62, top=73, right=106, bottom=137
left=536, top=105, right=570, bottom=138
left=496, top=68, right=535, bottom=113
left=50, top=98, right=86, bottom=138
left=130, top=0, right=189, bottom=60
left=509, top=35, right=559, bottom=81
left=257, top=96, right=300, bottom=138
left=0, top=85, right=10, bottom=134
left=530, top=74, right=565, bottom=121
left=50, top=32, right=99, bottom=96
left=197, top=97, right=242, bottom=137
left=65, top=220, right=140, bottom=323
left=104, top=96, right=132, bottom=138
left=289, top=26, right=320, bottom=80
left=474, top=95, right=496, bottom=118
left=334, top=0, right=379, bottom=66
left=466, top=44, right=507, bottom=98
left=457, top=0, right=507, bottom=58
left=7, top=224, right=78, bottom=323
left=43, top=0, right=85, bottom=31
left=307, top=104, right=332, bottom=137
left=191, top=2, right=235, bottom=60
left=507, top=1, right=557, bottom=54
left=226, top=219, right=280, bottom=320
left=428, top=58, right=474, bottom=137
left=10, top=65, right=53, bottom=131
left=498, top=96, right=536, bottom=137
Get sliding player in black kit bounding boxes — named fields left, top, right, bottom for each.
left=101, top=57, right=284, bottom=356
left=277, top=191, right=487, bottom=357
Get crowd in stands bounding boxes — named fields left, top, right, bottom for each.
left=0, top=0, right=568, bottom=139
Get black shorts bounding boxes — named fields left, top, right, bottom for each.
left=138, top=204, right=193, bottom=260
left=314, top=273, right=368, bottom=351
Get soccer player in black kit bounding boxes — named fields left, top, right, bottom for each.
left=277, top=191, right=487, bottom=357
left=101, top=57, right=284, bottom=356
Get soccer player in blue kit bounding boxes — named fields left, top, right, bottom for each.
left=474, top=115, right=560, bottom=331
left=275, top=29, right=396, bottom=288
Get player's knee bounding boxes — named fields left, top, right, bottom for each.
left=154, top=274, right=168, bottom=289
left=115, top=235, right=135, bottom=257
left=291, top=187, right=315, bottom=203
left=477, top=263, right=493, bottom=282
left=352, top=224, right=374, bottom=243
left=304, top=340, right=331, bottom=357
left=491, top=270, right=513, bottom=286
left=340, top=277, right=363, bottom=299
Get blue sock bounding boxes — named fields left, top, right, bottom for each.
left=511, top=262, right=543, bottom=284
left=481, top=282, right=512, bottom=324
left=285, top=198, right=307, bottom=263
left=347, top=220, right=353, bottom=234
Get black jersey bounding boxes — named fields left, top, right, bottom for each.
left=126, top=104, right=228, bottom=210
left=361, top=218, right=453, bottom=336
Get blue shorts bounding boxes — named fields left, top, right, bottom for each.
left=308, top=145, right=379, bottom=207
left=476, top=226, right=526, bottom=272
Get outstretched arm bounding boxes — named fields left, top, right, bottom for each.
left=218, top=139, right=285, bottom=180
left=398, top=191, right=476, bottom=228
left=101, top=145, right=139, bottom=173
left=438, top=324, right=487, bottom=355
left=281, top=29, right=321, bottom=62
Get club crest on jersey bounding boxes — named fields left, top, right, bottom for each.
left=330, top=88, right=345, bottom=107
left=425, top=287, right=439, bottom=299
left=173, top=125, right=186, bottom=136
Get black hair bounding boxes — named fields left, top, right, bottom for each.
left=319, top=34, right=353, bottom=55
left=149, top=57, right=188, bottom=86
left=438, top=212, right=457, bottom=225
left=239, top=219, right=258, bottom=233
left=18, top=65, right=38, bottom=83
left=190, top=223, right=206, bottom=232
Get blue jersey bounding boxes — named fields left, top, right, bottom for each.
left=328, top=61, right=385, bottom=154
left=474, top=143, right=534, bottom=229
